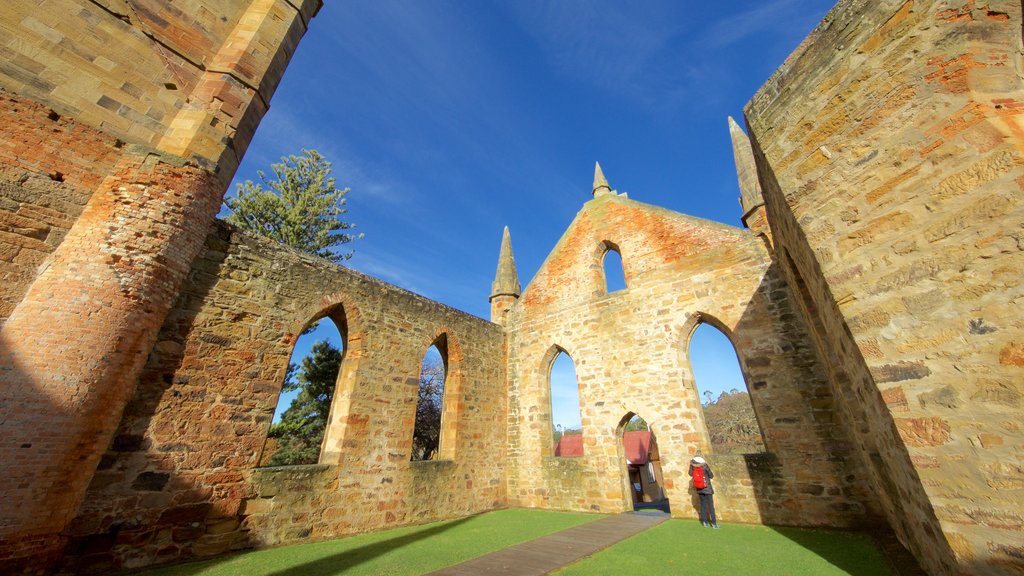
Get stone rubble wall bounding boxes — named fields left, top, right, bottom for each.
left=504, top=194, right=875, bottom=529
left=745, top=1, right=1024, bottom=574
left=63, top=221, right=507, bottom=572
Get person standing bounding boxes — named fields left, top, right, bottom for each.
left=689, top=456, right=718, bottom=528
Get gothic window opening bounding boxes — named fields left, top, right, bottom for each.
left=261, top=313, right=346, bottom=466
left=690, top=322, right=766, bottom=455
left=602, top=242, right=627, bottom=293
left=550, top=349, right=584, bottom=457
left=412, top=340, right=447, bottom=461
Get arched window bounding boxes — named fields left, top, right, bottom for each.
left=412, top=339, right=447, bottom=461
left=550, top=350, right=583, bottom=457
left=262, top=315, right=345, bottom=466
left=601, top=242, right=627, bottom=293
left=690, top=322, right=766, bottom=454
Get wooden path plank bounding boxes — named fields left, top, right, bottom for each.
left=425, top=512, right=668, bottom=575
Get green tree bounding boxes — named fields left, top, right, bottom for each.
left=702, top=389, right=766, bottom=455
left=224, top=149, right=361, bottom=263
left=266, top=340, right=342, bottom=466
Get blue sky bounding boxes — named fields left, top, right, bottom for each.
left=250, top=1, right=838, bottom=423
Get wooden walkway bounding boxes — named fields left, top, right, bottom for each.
left=425, top=512, right=669, bottom=575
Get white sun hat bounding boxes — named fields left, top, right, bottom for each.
left=692, top=456, right=706, bottom=464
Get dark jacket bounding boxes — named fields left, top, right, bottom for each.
left=688, top=463, right=714, bottom=495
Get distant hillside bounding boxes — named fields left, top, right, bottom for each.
left=702, top=390, right=766, bottom=455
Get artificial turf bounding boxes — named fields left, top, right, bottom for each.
left=554, top=519, right=891, bottom=576
left=136, top=508, right=600, bottom=576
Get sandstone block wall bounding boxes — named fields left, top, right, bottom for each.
left=745, top=1, right=1024, bottom=574
left=0, top=1, right=320, bottom=569
left=504, top=193, right=875, bottom=528
left=63, top=222, right=507, bottom=572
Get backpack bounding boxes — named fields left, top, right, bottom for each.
left=692, top=465, right=707, bottom=490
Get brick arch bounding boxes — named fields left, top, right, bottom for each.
left=280, top=292, right=367, bottom=465
left=414, top=325, right=464, bottom=461
left=284, top=291, right=367, bottom=360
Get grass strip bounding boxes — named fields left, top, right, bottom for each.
left=554, top=519, right=891, bottom=576
left=138, top=508, right=601, bottom=576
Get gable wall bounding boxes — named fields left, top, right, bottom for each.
left=504, top=194, right=875, bottom=528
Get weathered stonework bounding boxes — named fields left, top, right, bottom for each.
left=0, top=0, right=320, bottom=570
left=0, top=1, right=1021, bottom=575
left=502, top=193, right=874, bottom=528
left=745, top=1, right=1024, bottom=574
left=61, top=223, right=506, bottom=572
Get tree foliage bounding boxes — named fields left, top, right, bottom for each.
left=702, top=390, right=766, bottom=455
left=224, top=149, right=361, bottom=263
left=266, top=340, right=342, bottom=466
left=411, top=356, right=445, bottom=461
left=624, top=415, right=649, bottom=432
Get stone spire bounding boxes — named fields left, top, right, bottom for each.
left=490, top=227, right=520, bottom=325
left=729, top=116, right=772, bottom=246
left=592, top=161, right=612, bottom=197
left=728, top=116, right=764, bottom=216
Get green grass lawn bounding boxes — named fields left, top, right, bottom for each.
left=554, top=519, right=891, bottom=576
left=138, top=511, right=891, bottom=576
left=137, top=508, right=600, bottom=576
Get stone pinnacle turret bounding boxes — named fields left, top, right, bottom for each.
left=728, top=116, right=764, bottom=215
left=490, top=226, right=521, bottom=325
left=592, top=162, right=612, bottom=197
left=728, top=116, right=771, bottom=244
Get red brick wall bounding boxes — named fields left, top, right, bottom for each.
left=0, top=90, right=122, bottom=321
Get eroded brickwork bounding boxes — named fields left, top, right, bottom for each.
left=745, top=1, right=1024, bottom=574
left=503, top=193, right=875, bottom=528
left=0, top=0, right=320, bottom=570
left=0, top=91, right=121, bottom=321
left=63, top=223, right=506, bottom=572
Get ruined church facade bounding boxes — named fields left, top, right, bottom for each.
left=0, top=1, right=1021, bottom=575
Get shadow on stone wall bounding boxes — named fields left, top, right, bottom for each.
left=731, top=266, right=875, bottom=529
left=0, top=335, right=71, bottom=571
left=61, top=225, right=239, bottom=574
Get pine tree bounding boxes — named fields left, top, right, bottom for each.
left=224, top=149, right=361, bottom=263
left=266, top=340, right=342, bottom=465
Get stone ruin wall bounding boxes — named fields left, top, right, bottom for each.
left=0, top=0, right=320, bottom=569
left=744, top=1, right=1024, bottom=574
left=0, top=1, right=1021, bottom=574
left=503, top=194, right=878, bottom=529
left=62, top=221, right=507, bottom=573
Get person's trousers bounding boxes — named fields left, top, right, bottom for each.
left=698, top=493, right=717, bottom=525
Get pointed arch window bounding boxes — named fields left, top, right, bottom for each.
left=601, top=241, right=627, bottom=293
left=689, top=322, right=766, bottom=454
left=262, top=314, right=346, bottom=466
left=550, top=349, right=583, bottom=457
left=412, top=337, right=449, bottom=461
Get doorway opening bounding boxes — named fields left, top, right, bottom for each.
left=621, top=414, right=669, bottom=513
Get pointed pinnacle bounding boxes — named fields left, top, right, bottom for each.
left=593, top=162, right=612, bottom=196
left=491, top=226, right=521, bottom=299
left=727, top=116, right=763, bottom=214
